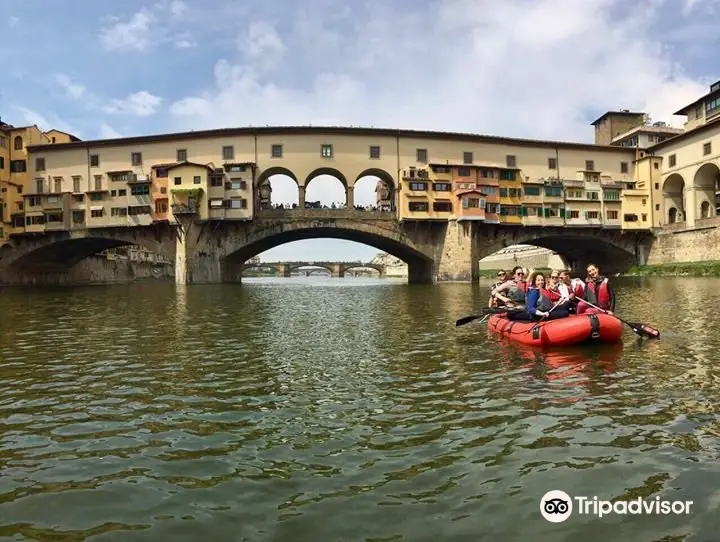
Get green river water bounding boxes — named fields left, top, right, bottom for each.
left=0, top=277, right=718, bottom=541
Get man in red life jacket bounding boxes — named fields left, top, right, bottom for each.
left=577, top=263, right=615, bottom=314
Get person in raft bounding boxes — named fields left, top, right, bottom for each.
left=547, top=269, right=573, bottom=311
left=576, top=263, right=615, bottom=314
left=490, top=266, right=527, bottom=309
left=488, top=269, right=508, bottom=308
left=558, top=268, right=585, bottom=314
left=523, top=271, right=571, bottom=320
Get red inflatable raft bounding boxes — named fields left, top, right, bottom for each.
left=488, top=312, right=624, bottom=347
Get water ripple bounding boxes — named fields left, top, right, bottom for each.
left=0, top=278, right=718, bottom=540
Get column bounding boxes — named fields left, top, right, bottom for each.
left=685, top=185, right=696, bottom=228
left=298, top=185, right=306, bottom=209
left=435, top=220, right=479, bottom=282
left=346, top=186, right=354, bottom=208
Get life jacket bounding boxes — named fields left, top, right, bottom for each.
left=530, top=287, right=554, bottom=312
left=506, top=280, right=527, bottom=304
left=546, top=287, right=562, bottom=303
left=585, top=277, right=611, bottom=309
left=570, top=278, right=585, bottom=299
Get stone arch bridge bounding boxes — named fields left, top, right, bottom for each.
left=0, top=208, right=654, bottom=285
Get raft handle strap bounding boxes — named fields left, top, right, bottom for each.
left=588, top=314, right=601, bottom=340
left=532, top=325, right=541, bottom=340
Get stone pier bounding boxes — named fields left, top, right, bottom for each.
left=435, top=220, right=480, bottom=282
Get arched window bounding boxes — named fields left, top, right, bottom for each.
left=14, top=136, right=22, bottom=150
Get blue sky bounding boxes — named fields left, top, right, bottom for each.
left=1, top=0, right=719, bottom=262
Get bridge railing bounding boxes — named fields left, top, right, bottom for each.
left=255, top=208, right=396, bottom=220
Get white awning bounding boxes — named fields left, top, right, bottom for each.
left=90, top=206, right=104, bottom=211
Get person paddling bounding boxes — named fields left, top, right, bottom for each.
left=491, top=266, right=527, bottom=309
left=577, top=263, right=615, bottom=314
left=548, top=270, right=572, bottom=312
left=488, top=270, right=508, bottom=308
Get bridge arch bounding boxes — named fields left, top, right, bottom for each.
left=693, top=162, right=719, bottom=219
left=355, top=168, right=396, bottom=211
left=0, top=226, right=176, bottom=274
left=343, top=263, right=384, bottom=276
left=220, top=219, right=434, bottom=282
left=288, top=263, right=333, bottom=274
left=662, top=173, right=685, bottom=224
left=256, top=166, right=300, bottom=209
left=256, top=166, right=299, bottom=186
left=476, top=226, right=644, bottom=275
left=304, top=168, right=348, bottom=208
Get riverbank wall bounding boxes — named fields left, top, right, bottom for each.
left=0, top=256, right=173, bottom=286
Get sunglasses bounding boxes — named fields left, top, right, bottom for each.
left=550, top=275, right=559, bottom=279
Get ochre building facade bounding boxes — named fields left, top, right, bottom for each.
left=2, top=77, right=720, bottom=261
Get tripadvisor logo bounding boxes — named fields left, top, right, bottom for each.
left=540, top=490, right=693, bottom=522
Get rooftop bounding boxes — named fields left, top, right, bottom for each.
left=611, top=123, right=684, bottom=143
left=674, top=79, right=720, bottom=115
left=26, top=125, right=638, bottom=154
left=590, top=110, right=645, bottom=126
left=648, top=115, right=720, bottom=151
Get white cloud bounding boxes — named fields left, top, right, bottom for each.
left=168, top=0, right=188, bottom=18
left=99, top=1, right=190, bottom=52
left=174, top=38, right=196, bottom=49
left=681, top=0, right=720, bottom=13
left=14, top=106, right=79, bottom=138
left=166, top=0, right=713, bottom=144
left=55, top=73, right=86, bottom=100
left=104, top=91, right=163, bottom=117
left=238, top=21, right=287, bottom=66
left=8, top=16, right=19, bottom=28
left=99, top=124, right=123, bottom=139
left=100, top=8, right=155, bottom=52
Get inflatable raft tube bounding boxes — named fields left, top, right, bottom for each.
left=488, top=312, right=624, bottom=347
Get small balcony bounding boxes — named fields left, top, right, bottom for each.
left=521, top=193, right=542, bottom=204
left=172, top=203, right=198, bottom=215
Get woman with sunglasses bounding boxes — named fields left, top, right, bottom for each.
left=548, top=270, right=572, bottom=311
left=525, top=271, right=570, bottom=320
left=490, top=266, right=528, bottom=309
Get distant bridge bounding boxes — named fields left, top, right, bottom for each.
left=242, top=260, right=386, bottom=278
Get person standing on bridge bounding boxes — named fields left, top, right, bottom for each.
left=577, top=263, right=615, bottom=314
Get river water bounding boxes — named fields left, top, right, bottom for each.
left=0, top=276, right=718, bottom=541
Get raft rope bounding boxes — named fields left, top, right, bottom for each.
left=490, top=313, right=600, bottom=337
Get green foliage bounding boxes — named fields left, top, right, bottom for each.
left=625, top=261, right=720, bottom=277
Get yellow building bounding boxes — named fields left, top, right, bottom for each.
left=4, top=124, right=653, bottom=237
left=627, top=79, right=720, bottom=230
left=0, top=121, right=76, bottom=245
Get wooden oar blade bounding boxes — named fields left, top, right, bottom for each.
left=456, top=315, right=481, bottom=326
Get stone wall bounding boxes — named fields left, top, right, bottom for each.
left=479, top=245, right=567, bottom=271
left=647, top=224, right=720, bottom=265
left=436, top=220, right=479, bottom=281
left=0, top=256, right=172, bottom=286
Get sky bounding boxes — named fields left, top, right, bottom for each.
left=1, top=0, right=719, bottom=262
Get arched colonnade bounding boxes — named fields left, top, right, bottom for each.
left=254, top=166, right=396, bottom=211
left=662, top=160, right=720, bottom=227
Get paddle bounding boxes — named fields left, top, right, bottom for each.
left=455, top=306, right=521, bottom=327
left=578, top=299, right=660, bottom=339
